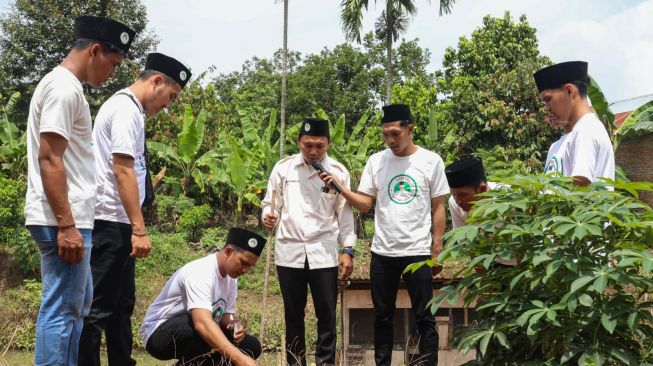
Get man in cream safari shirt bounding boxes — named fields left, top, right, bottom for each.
left=261, top=118, right=356, bottom=366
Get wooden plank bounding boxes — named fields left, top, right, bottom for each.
left=344, top=289, right=476, bottom=309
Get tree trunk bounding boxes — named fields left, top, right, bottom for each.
left=385, top=22, right=393, bottom=104
left=279, top=0, right=289, bottom=158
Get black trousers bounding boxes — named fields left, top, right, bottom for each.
left=277, top=261, right=338, bottom=366
left=370, top=253, right=438, bottom=366
left=146, top=313, right=261, bottom=365
left=79, top=220, right=136, bottom=366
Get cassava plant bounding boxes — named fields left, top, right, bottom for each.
left=425, top=175, right=653, bottom=365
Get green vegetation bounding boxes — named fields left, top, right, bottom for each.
left=427, top=176, right=653, bottom=364
left=0, top=0, right=158, bottom=122
left=0, top=0, right=651, bottom=362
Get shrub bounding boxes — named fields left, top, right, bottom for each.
left=428, top=175, right=653, bottom=365
left=179, top=204, right=212, bottom=242
left=0, top=279, right=41, bottom=350
left=152, top=194, right=195, bottom=233
left=0, top=176, right=39, bottom=274
left=200, top=226, right=229, bottom=251
left=137, top=232, right=203, bottom=277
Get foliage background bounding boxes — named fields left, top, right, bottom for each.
left=1, top=0, right=651, bottom=362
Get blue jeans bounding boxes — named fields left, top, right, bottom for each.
left=28, top=226, right=93, bottom=366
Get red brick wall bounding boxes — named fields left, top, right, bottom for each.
left=616, top=134, right=653, bottom=206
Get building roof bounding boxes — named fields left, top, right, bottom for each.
left=614, top=111, right=631, bottom=129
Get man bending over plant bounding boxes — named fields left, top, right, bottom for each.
left=139, top=228, right=265, bottom=366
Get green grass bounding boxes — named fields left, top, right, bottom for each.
left=0, top=351, right=281, bottom=366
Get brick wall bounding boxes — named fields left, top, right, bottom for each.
left=616, top=134, right=653, bottom=206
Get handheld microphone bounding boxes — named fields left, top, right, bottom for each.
left=311, top=160, right=343, bottom=193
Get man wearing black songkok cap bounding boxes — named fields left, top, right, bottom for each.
left=139, top=228, right=265, bottom=366
left=79, top=53, right=191, bottom=366
left=261, top=117, right=357, bottom=366
left=533, top=61, right=614, bottom=186
left=23, top=15, right=135, bottom=366
left=445, top=157, right=492, bottom=228
left=319, top=104, right=449, bottom=365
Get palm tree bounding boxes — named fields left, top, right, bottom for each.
left=260, top=0, right=289, bottom=353
left=340, top=0, right=455, bottom=103
left=279, top=0, right=289, bottom=158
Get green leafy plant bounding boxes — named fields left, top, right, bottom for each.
left=148, top=104, right=213, bottom=195
left=427, top=175, right=653, bottom=365
left=588, top=77, right=653, bottom=151
left=315, top=107, right=381, bottom=182
left=0, top=175, right=39, bottom=274
left=0, top=92, right=27, bottom=180
left=152, top=194, right=196, bottom=233
left=179, top=204, right=212, bottom=243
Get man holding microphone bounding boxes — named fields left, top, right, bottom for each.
left=261, top=117, right=357, bottom=366
left=319, top=104, right=448, bottom=366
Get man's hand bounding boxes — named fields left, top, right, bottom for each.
left=339, top=253, right=353, bottom=280
left=58, top=226, right=84, bottom=264
left=318, top=172, right=345, bottom=193
left=130, top=234, right=152, bottom=258
left=235, top=355, right=257, bottom=366
left=230, top=322, right=245, bottom=344
left=431, top=245, right=443, bottom=278
left=263, top=213, right=278, bottom=231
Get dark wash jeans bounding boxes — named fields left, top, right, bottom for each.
left=78, top=220, right=136, bottom=366
left=371, top=253, right=438, bottom=366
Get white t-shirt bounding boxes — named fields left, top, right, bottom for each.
left=24, top=66, right=95, bottom=229
left=358, top=147, right=450, bottom=257
left=139, top=253, right=238, bottom=345
left=544, top=112, right=615, bottom=182
left=93, top=88, right=146, bottom=224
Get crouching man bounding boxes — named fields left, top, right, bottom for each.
left=139, top=228, right=265, bottom=366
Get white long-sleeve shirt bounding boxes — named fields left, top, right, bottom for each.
left=261, top=154, right=357, bottom=269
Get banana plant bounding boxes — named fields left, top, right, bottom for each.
left=315, top=107, right=381, bottom=179
left=0, top=92, right=26, bottom=179
left=148, top=104, right=216, bottom=195
left=587, top=79, right=653, bottom=182
left=615, top=100, right=653, bottom=149
left=206, top=108, right=295, bottom=221
left=588, top=77, right=653, bottom=150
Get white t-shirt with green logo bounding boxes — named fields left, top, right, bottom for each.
left=358, top=147, right=450, bottom=257
left=544, top=112, right=615, bottom=182
left=139, top=253, right=237, bottom=345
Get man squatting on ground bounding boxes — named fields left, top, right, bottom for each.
left=140, top=228, right=266, bottom=366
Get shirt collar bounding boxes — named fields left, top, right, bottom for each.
left=122, top=87, right=145, bottom=115
left=293, top=153, right=329, bottom=167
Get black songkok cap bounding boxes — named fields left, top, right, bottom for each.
left=533, top=61, right=589, bottom=92
left=225, top=228, right=266, bottom=257
left=145, top=53, right=192, bottom=88
left=381, top=104, right=413, bottom=124
left=445, top=157, right=487, bottom=188
left=298, top=118, right=330, bottom=138
left=74, top=16, right=136, bottom=54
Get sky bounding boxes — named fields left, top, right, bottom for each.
left=1, top=0, right=652, bottom=112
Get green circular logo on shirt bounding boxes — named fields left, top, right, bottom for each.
left=545, top=156, right=563, bottom=176
left=387, top=174, right=418, bottom=204
left=212, top=297, right=226, bottom=321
